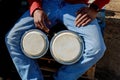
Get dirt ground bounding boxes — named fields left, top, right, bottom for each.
left=95, top=0, right=120, bottom=80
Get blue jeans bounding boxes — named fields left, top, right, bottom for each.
left=5, top=0, right=106, bottom=80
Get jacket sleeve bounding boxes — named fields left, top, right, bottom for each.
left=93, top=0, right=110, bottom=9
left=27, top=0, right=42, bottom=16
left=27, top=0, right=110, bottom=16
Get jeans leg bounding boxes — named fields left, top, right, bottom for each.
left=5, top=0, right=63, bottom=79
left=5, top=11, right=44, bottom=80
left=54, top=4, right=106, bottom=80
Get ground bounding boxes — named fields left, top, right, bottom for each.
left=95, top=0, right=120, bottom=80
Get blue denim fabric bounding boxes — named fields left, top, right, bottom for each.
left=97, top=8, right=106, bottom=34
left=5, top=0, right=106, bottom=80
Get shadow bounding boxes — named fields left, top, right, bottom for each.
left=105, top=9, right=120, bottom=25
left=105, top=9, right=120, bottom=16
left=0, top=0, right=28, bottom=79
left=95, top=67, right=120, bottom=80
left=105, top=10, right=116, bottom=17
left=95, top=9, right=120, bottom=80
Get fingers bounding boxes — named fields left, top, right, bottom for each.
left=75, top=13, right=82, bottom=22
left=81, top=18, right=91, bottom=26
left=34, top=19, right=50, bottom=33
left=46, top=17, right=51, bottom=25
left=75, top=13, right=87, bottom=26
left=75, top=7, right=95, bottom=27
left=33, top=10, right=50, bottom=33
left=75, top=13, right=92, bottom=27
left=40, top=20, right=50, bottom=33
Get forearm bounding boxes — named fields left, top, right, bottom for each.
left=27, top=0, right=110, bottom=16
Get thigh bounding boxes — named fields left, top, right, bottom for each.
left=53, top=4, right=106, bottom=80
left=6, top=10, right=36, bottom=40
left=61, top=3, right=105, bottom=56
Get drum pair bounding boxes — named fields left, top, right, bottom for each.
left=21, top=29, right=84, bottom=65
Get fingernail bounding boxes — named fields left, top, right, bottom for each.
left=81, top=24, right=85, bottom=27
left=77, top=24, right=81, bottom=27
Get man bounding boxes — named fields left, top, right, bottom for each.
left=5, top=0, right=110, bottom=80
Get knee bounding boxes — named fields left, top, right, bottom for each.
left=5, top=31, right=11, bottom=44
left=5, top=31, right=13, bottom=46
left=86, top=42, right=106, bottom=57
left=5, top=29, right=20, bottom=46
left=95, top=43, right=106, bottom=57
left=95, top=43, right=106, bottom=56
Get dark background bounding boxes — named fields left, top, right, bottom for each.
left=0, top=0, right=28, bottom=79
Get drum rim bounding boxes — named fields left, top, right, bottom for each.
left=50, top=30, right=84, bottom=65
left=21, top=29, right=49, bottom=59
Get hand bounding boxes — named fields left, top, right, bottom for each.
left=33, top=9, right=51, bottom=33
left=75, top=7, right=98, bottom=27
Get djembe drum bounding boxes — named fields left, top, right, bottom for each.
left=21, top=29, right=49, bottom=59
left=20, top=26, right=95, bottom=80
left=50, top=30, right=84, bottom=65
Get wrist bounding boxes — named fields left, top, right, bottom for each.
left=89, top=3, right=100, bottom=12
left=32, top=8, right=43, bottom=17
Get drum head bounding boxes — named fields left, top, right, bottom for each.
left=21, top=29, right=49, bottom=59
left=50, top=30, right=84, bottom=65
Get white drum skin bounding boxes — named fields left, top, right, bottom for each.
left=50, top=30, right=84, bottom=65
left=21, top=29, right=49, bottom=59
